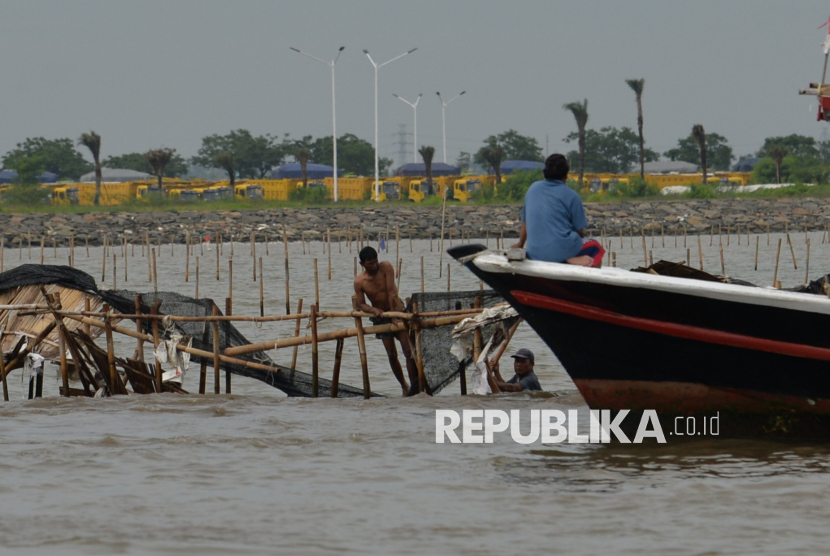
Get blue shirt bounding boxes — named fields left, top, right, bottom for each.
left=521, top=179, right=587, bottom=263
left=508, top=371, right=542, bottom=391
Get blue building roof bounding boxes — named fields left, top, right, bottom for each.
left=271, top=163, right=342, bottom=179
left=500, top=160, right=544, bottom=175
left=395, top=162, right=460, bottom=177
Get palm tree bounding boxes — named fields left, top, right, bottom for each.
left=145, top=148, right=175, bottom=190
left=481, top=142, right=505, bottom=186
left=625, top=79, right=646, bottom=179
left=212, top=152, right=235, bottom=187
left=295, top=148, right=309, bottom=188
left=78, top=131, right=102, bottom=205
left=563, top=99, right=589, bottom=187
left=767, top=145, right=788, bottom=184
left=691, top=124, right=707, bottom=184
left=419, top=145, right=435, bottom=196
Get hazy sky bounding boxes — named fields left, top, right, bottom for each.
left=2, top=0, right=830, bottom=169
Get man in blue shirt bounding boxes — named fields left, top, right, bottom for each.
left=492, top=348, right=542, bottom=392
left=512, top=154, right=603, bottom=267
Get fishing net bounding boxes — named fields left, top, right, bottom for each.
left=407, top=290, right=516, bottom=395
left=0, top=264, right=373, bottom=398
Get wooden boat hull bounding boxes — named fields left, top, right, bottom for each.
left=449, top=244, right=830, bottom=436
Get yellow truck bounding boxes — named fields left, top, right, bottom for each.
left=408, top=179, right=436, bottom=203
left=376, top=180, right=402, bottom=201
left=450, top=178, right=482, bottom=202
left=234, top=183, right=264, bottom=200
left=52, top=186, right=80, bottom=205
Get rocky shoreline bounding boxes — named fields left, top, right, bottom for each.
left=1, top=198, right=829, bottom=246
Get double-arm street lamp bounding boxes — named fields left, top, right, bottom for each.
left=290, top=46, right=345, bottom=201
left=436, top=90, right=466, bottom=164
left=364, top=48, right=417, bottom=201
left=392, top=93, right=422, bottom=163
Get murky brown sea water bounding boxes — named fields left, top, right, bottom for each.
left=1, top=231, right=830, bottom=555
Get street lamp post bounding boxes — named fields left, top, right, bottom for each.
left=364, top=48, right=417, bottom=201
left=436, top=90, right=466, bottom=164
left=392, top=93, right=422, bottom=163
left=290, top=46, right=345, bottom=201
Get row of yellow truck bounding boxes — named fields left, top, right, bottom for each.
left=5, top=170, right=753, bottom=206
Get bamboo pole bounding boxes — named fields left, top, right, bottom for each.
left=330, top=338, right=344, bottom=398
left=252, top=232, right=256, bottom=282
left=151, top=300, right=162, bottom=392
left=0, top=329, right=7, bottom=402
left=226, top=312, right=472, bottom=356
left=152, top=248, right=158, bottom=294
left=228, top=258, right=233, bottom=303
left=773, top=238, right=782, bottom=288
left=412, top=302, right=426, bottom=394
left=697, top=235, right=703, bottom=270
left=195, top=257, right=200, bottom=298
left=328, top=228, right=332, bottom=280
left=101, top=237, right=107, bottom=282
left=216, top=233, right=220, bottom=280
left=314, top=258, right=320, bottom=310
left=805, top=238, right=811, bottom=284
left=59, top=325, right=69, bottom=397
left=641, top=228, right=647, bottom=267
left=284, top=230, right=291, bottom=315
left=352, top=295, right=371, bottom=400
left=719, top=243, right=725, bottom=276
left=186, top=233, right=190, bottom=282
left=113, top=254, right=117, bottom=289
left=124, top=245, right=128, bottom=283
left=755, top=236, right=759, bottom=271
left=105, top=314, right=118, bottom=393
left=225, top=298, right=231, bottom=394
left=291, top=299, right=303, bottom=370
left=134, top=295, right=144, bottom=362
left=787, top=232, right=798, bottom=269
left=420, top=256, right=425, bottom=293
left=213, top=305, right=221, bottom=394
left=447, top=263, right=451, bottom=291
left=439, top=188, right=447, bottom=277
left=311, top=304, right=319, bottom=397
left=259, top=257, right=264, bottom=317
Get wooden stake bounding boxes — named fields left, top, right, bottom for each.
left=212, top=305, right=221, bottom=394
left=773, top=238, right=782, bottom=288
left=284, top=230, right=291, bottom=315
left=259, top=257, right=264, bottom=317
left=151, top=300, right=162, bottom=392
left=228, top=258, right=233, bottom=302
left=330, top=338, right=344, bottom=398
left=805, top=238, right=811, bottom=284
left=328, top=228, right=332, bottom=280
left=225, top=298, right=232, bottom=394
left=439, top=188, right=447, bottom=277
left=754, top=236, right=759, bottom=271
left=641, top=228, right=647, bottom=267
left=719, top=243, right=725, bottom=276
left=420, top=256, right=425, bottom=293
left=311, top=304, right=319, bottom=397
left=152, top=248, right=158, bottom=294
left=697, top=235, right=703, bottom=270
left=59, top=324, right=69, bottom=397
left=314, top=258, right=320, bottom=310
left=290, top=299, right=304, bottom=370
left=186, top=235, right=190, bottom=282
left=786, top=233, right=797, bottom=269
left=101, top=239, right=107, bottom=282
left=0, top=329, right=7, bottom=402
left=447, top=263, right=451, bottom=291
left=352, top=295, right=371, bottom=400
left=113, top=254, right=117, bottom=289
left=195, top=256, right=200, bottom=298
left=252, top=232, right=257, bottom=282
left=686, top=248, right=690, bottom=266
left=134, top=295, right=144, bottom=362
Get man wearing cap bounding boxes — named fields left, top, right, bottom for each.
left=492, top=348, right=542, bottom=392
left=511, top=153, right=604, bottom=268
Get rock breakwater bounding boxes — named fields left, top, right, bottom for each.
left=0, top=198, right=828, bottom=246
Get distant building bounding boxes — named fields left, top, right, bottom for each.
left=501, top=160, right=544, bottom=175
left=271, top=163, right=342, bottom=180
left=80, top=168, right=151, bottom=182
left=643, top=161, right=698, bottom=174
left=733, top=158, right=759, bottom=172
left=395, top=162, right=460, bottom=177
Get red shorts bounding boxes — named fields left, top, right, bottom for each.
left=576, top=240, right=605, bottom=268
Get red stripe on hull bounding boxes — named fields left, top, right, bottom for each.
left=573, top=379, right=830, bottom=415
left=511, top=290, right=830, bottom=362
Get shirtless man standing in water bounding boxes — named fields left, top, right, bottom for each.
left=354, top=246, right=419, bottom=396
